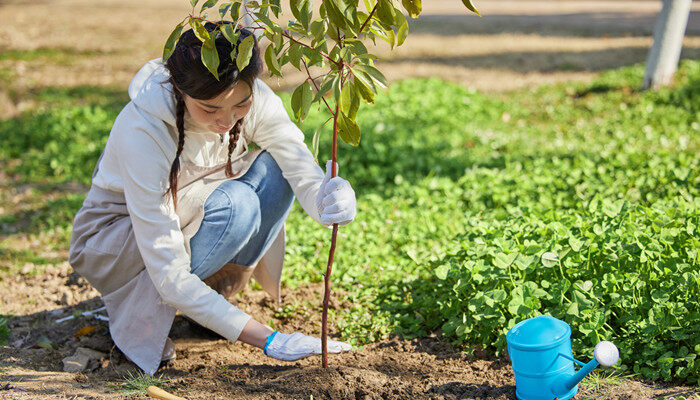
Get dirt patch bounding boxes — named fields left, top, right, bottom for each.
left=1, top=263, right=698, bottom=400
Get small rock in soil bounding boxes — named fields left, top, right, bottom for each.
left=62, top=347, right=107, bottom=373
left=19, top=263, right=34, bottom=275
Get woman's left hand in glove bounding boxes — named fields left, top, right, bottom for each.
left=315, top=160, right=356, bottom=226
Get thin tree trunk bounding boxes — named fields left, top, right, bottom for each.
left=643, top=0, right=692, bottom=90
left=321, top=104, right=340, bottom=369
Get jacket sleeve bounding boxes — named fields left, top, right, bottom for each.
left=111, top=119, right=253, bottom=341
left=248, top=79, right=331, bottom=228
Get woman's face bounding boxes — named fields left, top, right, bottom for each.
left=183, top=80, right=253, bottom=134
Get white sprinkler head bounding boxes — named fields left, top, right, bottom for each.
left=594, top=341, right=619, bottom=367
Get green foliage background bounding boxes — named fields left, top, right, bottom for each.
left=0, top=60, right=697, bottom=382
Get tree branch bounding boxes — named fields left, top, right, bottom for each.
left=303, top=58, right=334, bottom=115
left=280, top=31, right=340, bottom=68
left=357, top=2, right=379, bottom=37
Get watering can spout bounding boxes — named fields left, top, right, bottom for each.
left=552, top=341, right=619, bottom=398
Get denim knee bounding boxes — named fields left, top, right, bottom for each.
left=204, top=181, right=261, bottom=236
left=258, top=151, right=294, bottom=201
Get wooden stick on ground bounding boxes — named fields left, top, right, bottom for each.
left=147, top=386, right=188, bottom=400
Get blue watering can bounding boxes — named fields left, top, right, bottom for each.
left=506, top=315, right=619, bottom=400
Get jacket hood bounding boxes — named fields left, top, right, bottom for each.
left=127, top=58, right=177, bottom=127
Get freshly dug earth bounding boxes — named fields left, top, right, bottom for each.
left=1, top=263, right=698, bottom=400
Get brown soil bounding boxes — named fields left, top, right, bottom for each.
left=1, top=263, right=699, bottom=400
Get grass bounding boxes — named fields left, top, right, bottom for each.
left=109, top=370, right=171, bottom=396
left=0, top=59, right=697, bottom=382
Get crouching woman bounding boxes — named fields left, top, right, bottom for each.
left=68, top=23, right=355, bottom=375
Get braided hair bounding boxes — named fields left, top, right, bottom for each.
left=163, top=23, right=262, bottom=210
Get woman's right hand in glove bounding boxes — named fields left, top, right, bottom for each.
left=263, top=331, right=353, bottom=361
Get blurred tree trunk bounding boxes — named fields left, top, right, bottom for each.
left=643, top=0, right=692, bottom=90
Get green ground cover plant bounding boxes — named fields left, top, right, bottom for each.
left=0, top=60, right=697, bottom=382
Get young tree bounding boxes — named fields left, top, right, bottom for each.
left=163, top=0, right=480, bottom=368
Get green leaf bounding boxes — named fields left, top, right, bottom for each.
left=236, top=34, right=255, bottom=71
left=311, top=120, right=326, bottom=162
left=401, top=0, right=421, bottom=18
left=264, top=44, right=281, bottom=76
left=288, top=42, right=302, bottom=69
left=36, top=335, right=57, bottom=350
left=354, top=64, right=387, bottom=88
left=269, top=0, right=281, bottom=17
left=219, top=2, right=232, bottom=18
left=493, top=252, right=517, bottom=269
left=323, top=1, right=347, bottom=31
left=230, top=0, right=242, bottom=22
left=200, top=0, right=218, bottom=12
left=353, top=72, right=375, bottom=103
left=376, top=0, right=396, bottom=25
left=312, top=77, right=334, bottom=103
left=310, top=19, right=327, bottom=46
left=514, top=255, right=535, bottom=271
left=254, top=10, right=276, bottom=33
left=340, top=81, right=360, bottom=120
left=461, top=0, right=481, bottom=16
left=299, top=0, right=312, bottom=31
left=331, top=74, right=342, bottom=104
left=566, top=300, right=579, bottom=316
left=602, top=199, right=625, bottom=218
left=221, top=23, right=240, bottom=45
left=541, top=252, right=559, bottom=268
left=290, top=0, right=302, bottom=22
left=435, top=264, right=450, bottom=280
left=273, top=30, right=283, bottom=50
left=190, top=0, right=200, bottom=7
left=291, top=81, right=313, bottom=124
left=338, top=111, right=361, bottom=146
left=344, top=38, right=368, bottom=56
left=201, top=38, right=220, bottom=80
left=394, top=6, right=409, bottom=46
left=569, top=236, right=584, bottom=252
left=162, top=22, right=183, bottom=62
left=377, top=25, right=396, bottom=49
left=189, top=17, right=211, bottom=43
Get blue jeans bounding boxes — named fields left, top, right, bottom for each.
left=189, top=151, right=295, bottom=280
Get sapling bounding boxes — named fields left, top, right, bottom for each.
left=164, top=0, right=480, bottom=368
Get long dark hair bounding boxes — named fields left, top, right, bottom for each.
left=163, top=22, right=262, bottom=210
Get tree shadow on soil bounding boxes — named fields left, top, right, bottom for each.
left=407, top=12, right=700, bottom=38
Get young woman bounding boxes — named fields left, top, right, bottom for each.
left=68, top=22, right=355, bottom=375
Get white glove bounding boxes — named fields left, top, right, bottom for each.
left=263, top=331, right=353, bottom=361
left=314, top=160, right=357, bottom=226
